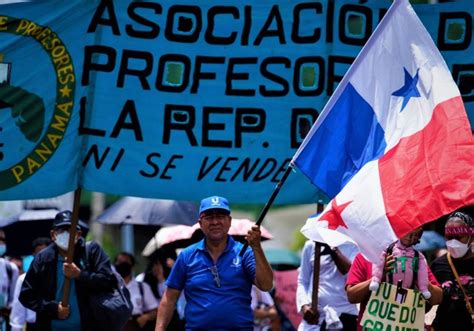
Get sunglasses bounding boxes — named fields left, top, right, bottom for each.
left=208, top=266, right=221, bottom=288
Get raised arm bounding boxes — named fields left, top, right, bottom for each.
left=327, top=245, right=352, bottom=275
left=247, top=226, right=273, bottom=291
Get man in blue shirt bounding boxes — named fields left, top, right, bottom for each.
left=156, top=196, right=274, bottom=330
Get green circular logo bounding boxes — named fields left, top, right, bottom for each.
left=0, top=17, right=75, bottom=190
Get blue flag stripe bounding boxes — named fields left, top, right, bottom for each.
left=294, top=83, right=387, bottom=198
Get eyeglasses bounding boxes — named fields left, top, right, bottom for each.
left=201, top=214, right=227, bottom=223
left=208, top=266, right=221, bottom=288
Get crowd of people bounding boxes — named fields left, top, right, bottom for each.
left=0, top=197, right=471, bottom=331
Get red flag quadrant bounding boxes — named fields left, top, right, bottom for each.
left=380, top=96, right=474, bottom=237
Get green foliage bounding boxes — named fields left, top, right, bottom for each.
left=86, top=229, right=119, bottom=262
left=80, top=190, right=122, bottom=205
left=290, top=229, right=307, bottom=252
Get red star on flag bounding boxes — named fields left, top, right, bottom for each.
left=318, top=199, right=352, bottom=230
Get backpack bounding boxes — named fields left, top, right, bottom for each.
left=5, top=261, right=12, bottom=304
left=84, top=242, right=133, bottom=331
left=385, top=242, right=420, bottom=289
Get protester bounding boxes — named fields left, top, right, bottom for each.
left=9, top=256, right=23, bottom=275
left=251, top=285, right=279, bottom=331
left=155, top=195, right=273, bottom=330
left=136, top=251, right=184, bottom=331
left=114, top=252, right=158, bottom=331
left=297, top=240, right=358, bottom=331
left=10, top=237, right=51, bottom=331
left=369, top=228, right=431, bottom=300
left=346, top=229, right=443, bottom=331
left=0, top=229, right=20, bottom=331
left=19, top=210, right=117, bottom=331
left=431, top=211, right=474, bottom=331
left=137, top=248, right=177, bottom=303
left=136, top=254, right=166, bottom=305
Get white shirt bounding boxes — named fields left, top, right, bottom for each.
left=9, top=273, right=36, bottom=331
left=135, top=273, right=184, bottom=318
left=296, top=241, right=359, bottom=331
left=135, top=273, right=166, bottom=304
left=126, top=278, right=159, bottom=316
left=251, top=285, right=275, bottom=331
left=0, top=258, right=19, bottom=308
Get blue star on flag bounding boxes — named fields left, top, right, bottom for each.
left=392, top=68, right=420, bottom=112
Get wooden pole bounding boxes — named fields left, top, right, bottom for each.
left=311, top=242, right=321, bottom=315
left=311, top=203, right=325, bottom=319
left=61, top=188, right=82, bottom=305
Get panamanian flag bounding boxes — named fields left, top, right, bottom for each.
left=293, top=0, right=474, bottom=262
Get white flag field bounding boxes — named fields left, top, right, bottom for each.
left=292, top=0, right=474, bottom=262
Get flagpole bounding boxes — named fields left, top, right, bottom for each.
left=310, top=203, right=324, bottom=322
left=61, top=188, right=82, bottom=305
left=311, top=241, right=321, bottom=320
left=239, top=163, right=294, bottom=256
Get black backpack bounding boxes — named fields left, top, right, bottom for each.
left=84, top=242, right=133, bottom=331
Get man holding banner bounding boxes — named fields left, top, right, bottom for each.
left=19, top=211, right=116, bottom=331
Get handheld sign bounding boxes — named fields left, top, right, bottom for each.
left=361, top=282, right=425, bottom=331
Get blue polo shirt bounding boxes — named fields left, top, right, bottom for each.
left=167, top=236, right=256, bottom=330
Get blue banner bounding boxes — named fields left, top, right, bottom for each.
left=0, top=0, right=472, bottom=204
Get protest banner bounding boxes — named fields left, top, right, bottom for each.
left=0, top=0, right=472, bottom=202
left=361, top=282, right=425, bottom=331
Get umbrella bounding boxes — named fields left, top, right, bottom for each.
left=228, top=218, right=273, bottom=241
left=142, top=218, right=273, bottom=256
left=414, top=230, right=446, bottom=251
left=264, top=248, right=301, bottom=269
left=0, top=208, right=58, bottom=228
left=96, top=197, right=199, bottom=226
left=1, top=208, right=89, bottom=256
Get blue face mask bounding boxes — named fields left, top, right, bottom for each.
left=0, top=244, right=6, bottom=256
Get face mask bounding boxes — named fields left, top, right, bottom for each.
left=115, top=262, right=132, bottom=278
left=446, top=239, right=470, bottom=258
left=55, top=231, right=70, bottom=251
left=0, top=244, right=6, bottom=256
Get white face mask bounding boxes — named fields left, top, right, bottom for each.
left=55, top=231, right=70, bottom=251
left=446, top=239, right=470, bottom=258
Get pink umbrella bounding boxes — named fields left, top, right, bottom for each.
left=142, top=218, right=272, bottom=256
left=228, top=218, right=273, bottom=240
